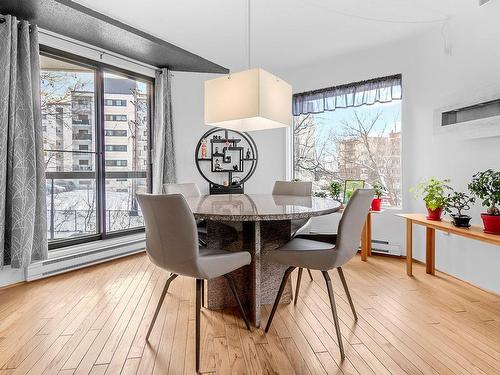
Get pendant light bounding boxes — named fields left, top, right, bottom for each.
left=204, top=0, right=292, bottom=132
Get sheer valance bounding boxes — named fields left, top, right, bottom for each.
left=292, top=74, right=402, bottom=116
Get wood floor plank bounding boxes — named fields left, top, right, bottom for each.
left=1, top=253, right=499, bottom=375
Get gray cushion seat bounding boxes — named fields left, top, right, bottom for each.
left=197, top=248, right=251, bottom=279
left=267, top=238, right=336, bottom=271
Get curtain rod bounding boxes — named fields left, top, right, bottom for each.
left=294, top=73, right=402, bottom=98
left=38, top=28, right=161, bottom=73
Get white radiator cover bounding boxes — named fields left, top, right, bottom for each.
left=370, top=239, right=401, bottom=257
left=27, top=234, right=145, bottom=281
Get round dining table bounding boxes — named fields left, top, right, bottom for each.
left=185, top=193, right=342, bottom=327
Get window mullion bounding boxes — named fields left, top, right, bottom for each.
left=95, top=67, right=107, bottom=236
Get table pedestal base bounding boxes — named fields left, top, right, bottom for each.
left=206, top=220, right=292, bottom=327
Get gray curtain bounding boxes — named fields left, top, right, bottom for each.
left=292, top=74, right=402, bottom=116
left=0, top=15, right=47, bottom=268
left=152, top=68, right=176, bottom=193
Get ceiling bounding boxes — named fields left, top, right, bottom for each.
left=71, top=0, right=481, bottom=72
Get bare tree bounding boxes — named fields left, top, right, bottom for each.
left=293, top=114, right=339, bottom=182
left=337, top=109, right=401, bottom=206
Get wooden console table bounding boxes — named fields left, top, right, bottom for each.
left=397, top=213, right=500, bottom=276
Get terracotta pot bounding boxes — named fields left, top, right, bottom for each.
left=371, top=198, right=382, bottom=211
left=426, top=207, right=443, bottom=221
left=481, top=213, right=500, bottom=234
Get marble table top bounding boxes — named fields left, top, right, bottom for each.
left=185, top=194, right=342, bottom=222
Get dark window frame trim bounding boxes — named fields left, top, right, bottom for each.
left=41, top=45, right=154, bottom=250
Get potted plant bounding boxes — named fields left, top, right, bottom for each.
left=411, top=178, right=451, bottom=221
left=371, top=182, right=386, bottom=211
left=468, top=169, right=500, bottom=234
left=444, top=190, right=475, bottom=228
left=328, top=181, right=343, bottom=201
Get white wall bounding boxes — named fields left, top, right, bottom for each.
left=171, top=71, right=286, bottom=195
left=274, top=9, right=500, bottom=293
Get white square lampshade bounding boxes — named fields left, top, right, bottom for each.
left=204, top=68, right=292, bottom=132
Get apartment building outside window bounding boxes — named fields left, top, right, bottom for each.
left=105, top=129, right=127, bottom=137
left=105, top=145, right=127, bottom=152
left=105, top=114, right=127, bottom=121
left=104, top=99, right=127, bottom=106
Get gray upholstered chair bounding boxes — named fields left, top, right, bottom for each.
left=163, top=183, right=207, bottom=246
left=163, top=182, right=201, bottom=197
left=136, top=193, right=251, bottom=372
left=265, top=189, right=374, bottom=359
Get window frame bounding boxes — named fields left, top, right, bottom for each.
left=41, top=45, right=155, bottom=250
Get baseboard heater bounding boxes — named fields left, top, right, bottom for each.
left=370, top=239, right=401, bottom=257
left=27, top=236, right=145, bottom=281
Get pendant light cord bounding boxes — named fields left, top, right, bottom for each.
left=247, top=0, right=251, bottom=69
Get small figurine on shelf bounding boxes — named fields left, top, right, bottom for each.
left=225, top=139, right=230, bottom=149
left=246, top=148, right=251, bottom=159
left=200, top=138, right=207, bottom=159
left=215, top=147, right=219, bottom=154
left=233, top=165, right=238, bottom=171
left=214, top=158, right=221, bottom=170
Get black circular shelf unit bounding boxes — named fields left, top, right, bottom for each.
left=195, top=128, right=258, bottom=195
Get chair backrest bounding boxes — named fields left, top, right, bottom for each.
left=272, top=181, right=312, bottom=196
left=163, top=183, right=201, bottom=198
left=136, top=193, right=200, bottom=276
left=333, top=189, right=374, bottom=267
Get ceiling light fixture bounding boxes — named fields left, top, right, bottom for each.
left=204, top=0, right=292, bottom=132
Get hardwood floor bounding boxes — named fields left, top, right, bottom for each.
left=0, top=253, right=499, bottom=374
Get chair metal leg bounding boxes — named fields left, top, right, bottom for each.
left=196, top=279, right=202, bottom=372
left=265, top=266, right=295, bottom=333
left=223, top=274, right=251, bottom=330
left=322, top=271, right=345, bottom=359
left=294, top=268, right=303, bottom=306
left=146, top=273, right=178, bottom=340
left=337, top=267, right=357, bottom=321
left=307, top=268, right=314, bottom=281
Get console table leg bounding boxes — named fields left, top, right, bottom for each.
left=367, top=212, right=372, bottom=257
left=426, top=227, right=435, bottom=275
left=406, top=219, right=413, bottom=276
left=361, top=219, right=368, bottom=261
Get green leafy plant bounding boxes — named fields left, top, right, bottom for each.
left=410, top=178, right=451, bottom=210
left=372, top=181, right=387, bottom=199
left=328, top=181, right=343, bottom=201
left=291, top=178, right=301, bottom=182
left=444, top=191, right=475, bottom=217
left=468, top=169, right=500, bottom=215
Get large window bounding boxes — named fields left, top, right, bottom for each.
left=41, top=51, right=152, bottom=247
left=293, top=75, right=402, bottom=207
